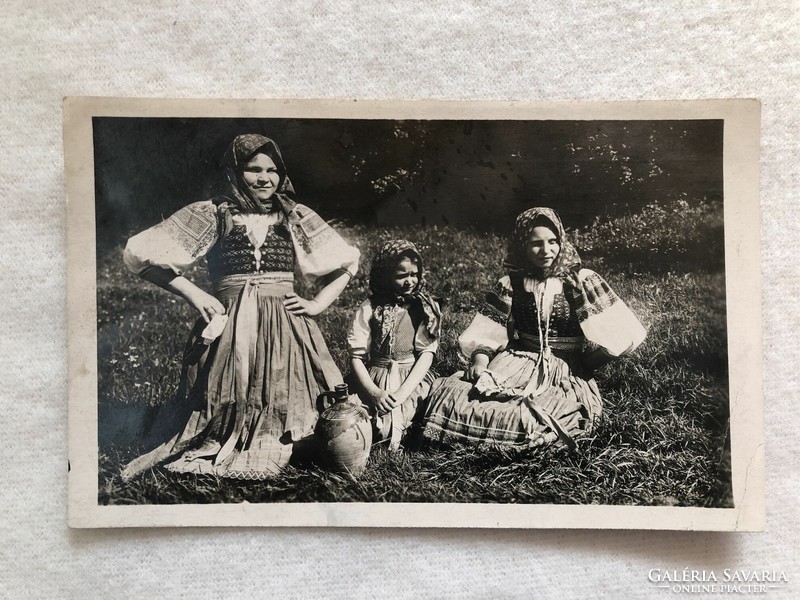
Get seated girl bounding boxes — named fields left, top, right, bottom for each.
left=346, top=240, right=442, bottom=449
left=422, top=207, right=646, bottom=449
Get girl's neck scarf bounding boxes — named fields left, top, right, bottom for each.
left=369, top=240, right=442, bottom=351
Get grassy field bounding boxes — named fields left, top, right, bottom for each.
left=97, top=202, right=732, bottom=507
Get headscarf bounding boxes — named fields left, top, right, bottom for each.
left=221, top=134, right=297, bottom=214
left=213, top=134, right=360, bottom=285
left=503, top=207, right=581, bottom=281
left=369, top=240, right=442, bottom=348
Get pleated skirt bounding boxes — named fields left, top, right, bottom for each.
left=122, top=273, right=343, bottom=480
left=422, top=347, right=602, bottom=449
left=352, top=357, right=435, bottom=448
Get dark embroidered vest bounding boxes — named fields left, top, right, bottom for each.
left=206, top=223, right=295, bottom=280
left=369, top=305, right=423, bottom=360
left=510, top=282, right=583, bottom=338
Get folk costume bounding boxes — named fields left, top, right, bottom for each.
left=346, top=240, right=441, bottom=449
left=121, top=134, right=359, bottom=480
left=422, top=208, right=645, bottom=449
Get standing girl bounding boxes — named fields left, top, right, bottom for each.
left=346, top=240, right=442, bottom=449
left=121, top=134, right=359, bottom=480
left=423, top=207, right=646, bottom=449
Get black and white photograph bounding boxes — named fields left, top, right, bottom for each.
left=7, top=1, right=798, bottom=596
left=66, top=97, right=762, bottom=529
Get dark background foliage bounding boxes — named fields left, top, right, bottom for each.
left=94, top=117, right=723, bottom=252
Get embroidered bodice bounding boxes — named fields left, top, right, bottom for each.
left=511, top=287, right=583, bottom=338
left=459, top=270, right=646, bottom=362
left=369, top=307, right=420, bottom=360
left=123, top=200, right=359, bottom=285
left=347, top=299, right=439, bottom=363
left=206, top=223, right=295, bottom=280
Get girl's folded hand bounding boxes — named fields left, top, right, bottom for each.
left=466, top=354, right=490, bottom=382
left=374, top=390, right=398, bottom=415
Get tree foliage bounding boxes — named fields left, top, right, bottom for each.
left=94, top=118, right=722, bottom=248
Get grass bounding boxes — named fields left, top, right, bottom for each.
left=97, top=209, right=732, bottom=507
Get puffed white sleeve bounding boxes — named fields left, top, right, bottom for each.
left=346, top=300, right=373, bottom=362
left=287, top=203, right=360, bottom=285
left=414, top=312, right=440, bottom=356
left=457, top=276, right=513, bottom=362
left=573, top=269, right=647, bottom=357
left=123, top=201, right=219, bottom=276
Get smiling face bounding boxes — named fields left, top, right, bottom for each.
left=525, top=225, right=561, bottom=269
left=241, top=152, right=281, bottom=204
left=390, top=256, right=420, bottom=296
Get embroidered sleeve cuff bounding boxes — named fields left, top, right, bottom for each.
left=470, top=347, right=495, bottom=362
left=348, top=349, right=368, bottom=361
left=138, top=265, right=179, bottom=287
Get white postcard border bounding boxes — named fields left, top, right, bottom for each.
left=65, top=97, right=763, bottom=530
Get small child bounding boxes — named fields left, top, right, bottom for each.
left=346, top=240, right=442, bottom=449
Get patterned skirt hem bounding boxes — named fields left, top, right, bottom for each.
left=164, top=465, right=285, bottom=481
left=421, top=417, right=550, bottom=448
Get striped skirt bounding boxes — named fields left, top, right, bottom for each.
left=122, top=273, right=343, bottom=480
left=422, top=343, right=602, bottom=449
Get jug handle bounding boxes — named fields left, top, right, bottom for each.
left=317, top=390, right=338, bottom=413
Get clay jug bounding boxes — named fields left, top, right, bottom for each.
left=315, top=383, right=372, bottom=475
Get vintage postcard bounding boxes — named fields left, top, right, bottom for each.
left=65, top=97, right=763, bottom=529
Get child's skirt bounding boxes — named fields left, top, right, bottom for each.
left=357, top=354, right=435, bottom=449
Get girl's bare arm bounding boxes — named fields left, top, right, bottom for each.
left=284, top=271, right=351, bottom=317
left=140, top=266, right=225, bottom=323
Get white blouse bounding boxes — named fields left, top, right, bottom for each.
left=347, top=299, right=439, bottom=363
left=458, top=270, right=646, bottom=361
left=123, top=201, right=360, bottom=284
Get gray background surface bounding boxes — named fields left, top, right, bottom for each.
left=2, top=1, right=797, bottom=597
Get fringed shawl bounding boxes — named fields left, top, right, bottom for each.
left=123, top=134, right=359, bottom=285
left=459, top=207, right=646, bottom=360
